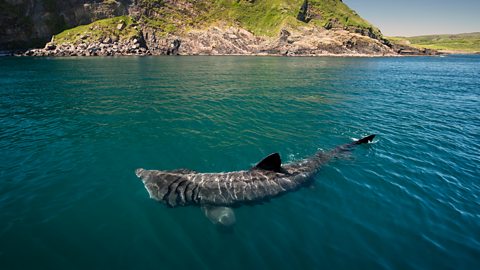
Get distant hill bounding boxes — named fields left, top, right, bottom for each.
left=388, top=33, right=480, bottom=53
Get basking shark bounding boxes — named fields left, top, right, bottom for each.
left=136, top=134, right=375, bottom=226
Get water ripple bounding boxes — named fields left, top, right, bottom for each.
left=1, top=56, right=479, bottom=269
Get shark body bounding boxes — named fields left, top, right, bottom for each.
left=135, top=134, right=375, bottom=209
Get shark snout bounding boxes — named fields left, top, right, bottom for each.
left=135, top=168, right=145, bottom=178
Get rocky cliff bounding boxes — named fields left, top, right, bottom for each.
left=1, top=0, right=437, bottom=56
left=0, top=0, right=132, bottom=50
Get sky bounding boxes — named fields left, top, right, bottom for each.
left=343, top=0, right=480, bottom=36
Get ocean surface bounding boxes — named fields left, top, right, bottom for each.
left=0, top=55, right=479, bottom=269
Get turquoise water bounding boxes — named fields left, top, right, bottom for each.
left=0, top=55, right=479, bottom=269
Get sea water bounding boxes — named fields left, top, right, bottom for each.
left=0, top=55, right=479, bottom=269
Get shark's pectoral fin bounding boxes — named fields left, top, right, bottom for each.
left=254, top=153, right=283, bottom=172
left=202, top=206, right=236, bottom=227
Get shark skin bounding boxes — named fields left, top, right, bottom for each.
left=135, top=135, right=376, bottom=208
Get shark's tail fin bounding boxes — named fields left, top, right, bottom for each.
left=353, top=134, right=376, bottom=145
left=329, top=134, right=376, bottom=156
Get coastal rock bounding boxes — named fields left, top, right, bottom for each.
left=44, top=42, right=56, bottom=51
left=22, top=25, right=398, bottom=57
left=23, top=39, right=151, bottom=57
left=391, top=43, right=442, bottom=56
left=117, top=22, right=125, bottom=30
left=22, top=20, right=436, bottom=57
left=168, top=40, right=181, bottom=55
left=297, top=0, right=312, bottom=23
left=0, top=0, right=131, bottom=51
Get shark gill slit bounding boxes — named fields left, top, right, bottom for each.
left=162, top=176, right=182, bottom=205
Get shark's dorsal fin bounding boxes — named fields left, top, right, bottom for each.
left=254, top=153, right=282, bottom=172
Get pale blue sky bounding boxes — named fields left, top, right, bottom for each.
left=343, top=0, right=480, bottom=36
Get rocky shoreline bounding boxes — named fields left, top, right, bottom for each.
left=20, top=26, right=440, bottom=57
left=24, top=39, right=149, bottom=57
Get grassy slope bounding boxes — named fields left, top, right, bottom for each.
left=309, top=0, right=380, bottom=32
left=194, top=0, right=303, bottom=36
left=54, top=16, right=141, bottom=44
left=52, top=0, right=382, bottom=43
left=205, top=0, right=382, bottom=37
left=388, top=33, right=480, bottom=53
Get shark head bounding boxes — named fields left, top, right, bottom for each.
left=135, top=168, right=160, bottom=199
left=135, top=168, right=147, bottom=181
left=135, top=168, right=198, bottom=205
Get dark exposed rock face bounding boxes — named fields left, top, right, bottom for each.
left=297, top=0, right=311, bottom=23
left=167, top=39, right=181, bottom=55
left=0, top=0, right=132, bottom=50
left=391, top=44, right=442, bottom=56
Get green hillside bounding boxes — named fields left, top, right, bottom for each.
left=54, top=16, right=141, bottom=44
left=204, top=0, right=382, bottom=37
left=388, top=33, right=480, bottom=53
left=53, top=0, right=383, bottom=43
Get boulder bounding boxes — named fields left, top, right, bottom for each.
left=116, top=23, right=125, bottom=30
left=167, top=39, right=181, bottom=55
left=44, top=42, right=56, bottom=50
